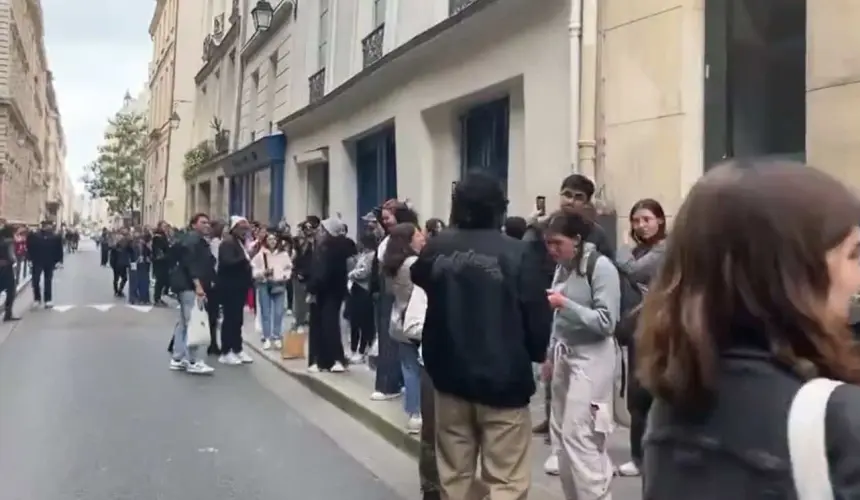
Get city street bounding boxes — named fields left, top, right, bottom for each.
left=0, top=241, right=414, bottom=500
left=0, top=240, right=643, bottom=500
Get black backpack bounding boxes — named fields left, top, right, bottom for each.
left=585, top=251, right=643, bottom=346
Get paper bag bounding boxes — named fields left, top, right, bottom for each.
left=281, top=329, right=306, bottom=359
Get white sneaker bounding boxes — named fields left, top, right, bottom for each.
left=169, top=359, right=188, bottom=371
left=543, top=454, right=560, bottom=476
left=307, top=364, right=320, bottom=373
left=349, top=352, right=365, bottom=364
left=370, top=391, right=401, bottom=401
left=186, top=360, right=214, bottom=375
left=615, top=461, right=641, bottom=477
left=407, top=415, right=422, bottom=434
left=262, top=339, right=272, bottom=350
left=44, top=301, right=53, bottom=309
left=32, top=302, right=42, bottom=310
left=219, top=353, right=242, bottom=365
left=273, top=339, right=283, bottom=350
left=331, top=361, right=346, bottom=373
left=237, top=351, right=254, bottom=364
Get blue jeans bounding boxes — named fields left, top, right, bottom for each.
left=172, top=291, right=201, bottom=363
left=399, top=342, right=421, bottom=416
left=257, top=284, right=286, bottom=340
left=135, top=262, right=151, bottom=303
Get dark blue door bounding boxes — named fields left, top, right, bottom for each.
left=460, top=96, right=509, bottom=190
left=269, top=162, right=285, bottom=222
left=355, top=127, right=397, bottom=230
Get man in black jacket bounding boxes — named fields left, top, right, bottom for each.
left=27, top=220, right=63, bottom=308
left=168, top=213, right=215, bottom=375
left=411, top=170, right=553, bottom=499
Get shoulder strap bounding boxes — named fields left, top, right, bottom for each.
left=788, top=377, right=843, bottom=500
left=584, top=250, right=600, bottom=286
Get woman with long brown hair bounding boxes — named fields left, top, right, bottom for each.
left=637, top=160, right=860, bottom=498
left=615, top=198, right=668, bottom=478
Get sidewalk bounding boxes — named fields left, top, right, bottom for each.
left=242, top=314, right=642, bottom=500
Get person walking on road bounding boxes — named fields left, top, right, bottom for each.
left=27, top=220, right=63, bottom=309
left=168, top=213, right=215, bottom=375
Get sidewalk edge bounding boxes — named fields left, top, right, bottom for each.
left=244, top=340, right=420, bottom=458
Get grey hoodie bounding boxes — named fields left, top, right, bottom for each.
left=550, top=242, right=621, bottom=346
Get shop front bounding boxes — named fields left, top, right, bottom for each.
left=225, top=134, right=287, bottom=224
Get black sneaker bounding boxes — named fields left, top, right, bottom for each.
left=533, top=420, right=549, bottom=434
left=3, top=316, right=21, bottom=322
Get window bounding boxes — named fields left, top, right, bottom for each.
left=373, top=0, right=386, bottom=27
left=249, top=71, right=260, bottom=142
left=318, top=0, right=330, bottom=69
left=267, top=52, right=278, bottom=130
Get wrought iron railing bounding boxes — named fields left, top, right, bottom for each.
left=362, top=24, right=385, bottom=68
left=449, top=0, right=476, bottom=16
left=309, top=68, right=326, bottom=104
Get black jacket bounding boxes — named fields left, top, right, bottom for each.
left=170, top=231, right=216, bottom=292
left=307, top=235, right=357, bottom=299
left=644, top=346, right=860, bottom=499
left=410, top=228, right=553, bottom=408
left=151, top=232, right=170, bottom=263
left=216, top=236, right=252, bottom=293
left=27, top=230, right=63, bottom=267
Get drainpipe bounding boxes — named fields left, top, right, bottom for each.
left=568, top=0, right=583, bottom=173
left=577, top=0, right=598, bottom=181
left=228, top=0, right=247, bottom=217
left=162, top=7, right=179, bottom=223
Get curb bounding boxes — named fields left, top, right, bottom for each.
left=243, top=339, right=421, bottom=458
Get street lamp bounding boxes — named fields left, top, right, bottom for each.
left=252, top=0, right=274, bottom=31
left=169, top=111, right=181, bottom=130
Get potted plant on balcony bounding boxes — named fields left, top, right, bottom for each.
left=183, top=140, right=215, bottom=180
left=211, top=117, right=230, bottom=154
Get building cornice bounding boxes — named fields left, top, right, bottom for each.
left=149, top=0, right=166, bottom=36
left=195, top=18, right=241, bottom=85
left=241, top=0, right=295, bottom=63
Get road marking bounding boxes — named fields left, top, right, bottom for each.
left=128, top=305, right=153, bottom=313
left=89, top=304, right=114, bottom=312
left=52, top=305, right=75, bottom=312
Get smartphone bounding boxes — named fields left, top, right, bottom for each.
left=536, top=196, right=546, bottom=216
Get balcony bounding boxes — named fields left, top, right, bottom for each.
left=449, top=0, right=476, bottom=15
left=308, top=68, right=326, bottom=104
left=361, top=24, right=385, bottom=68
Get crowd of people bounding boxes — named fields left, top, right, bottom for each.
left=85, top=157, right=860, bottom=499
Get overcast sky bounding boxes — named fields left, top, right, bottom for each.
left=42, top=0, right=152, bottom=195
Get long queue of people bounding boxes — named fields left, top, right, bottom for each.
left=160, top=158, right=860, bottom=499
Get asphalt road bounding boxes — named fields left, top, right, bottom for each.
left=0, top=241, right=413, bottom=500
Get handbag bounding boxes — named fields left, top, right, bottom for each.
left=402, top=285, right=427, bottom=342
left=186, top=298, right=211, bottom=347
left=788, top=377, right=843, bottom=500
left=262, top=253, right=286, bottom=295
left=613, top=341, right=631, bottom=427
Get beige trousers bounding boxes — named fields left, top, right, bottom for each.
left=434, top=389, right=532, bottom=500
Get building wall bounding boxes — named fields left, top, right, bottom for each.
left=283, top=0, right=572, bottom=227
left=145, top=0, right=203, bottom=226
left=0, top=0, right=51, bottom=224
left=238, top=2, right=294, bottom=143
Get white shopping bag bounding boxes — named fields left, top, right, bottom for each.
left=187, top=298, right=211, bottom=347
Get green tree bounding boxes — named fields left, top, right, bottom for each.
left=82, top=110, right=147, bottom=215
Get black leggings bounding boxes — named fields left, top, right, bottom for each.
left=112, top=266, right=128, bottom=293
left=348, top=286, right=375, bottom=354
